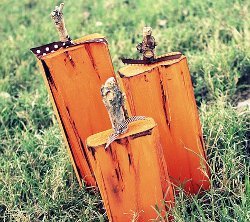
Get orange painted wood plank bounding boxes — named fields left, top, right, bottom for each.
left=86, top=118, right=174, bottom=222
left=118, top=54, right=210, bottom=194
left=37, top=34, right=115, bottom=186
left=37, top=60, right=82, bottom=185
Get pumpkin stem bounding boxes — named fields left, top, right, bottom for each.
left=50, top=3, right=71, bottom=42
left=101, top=77, right=126, bottom=133
left=136, top=26, right=157, bottom=61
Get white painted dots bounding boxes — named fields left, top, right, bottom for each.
left=32, top=40, right=77, bottom=58
left=35, top=44, right=60, bottom=57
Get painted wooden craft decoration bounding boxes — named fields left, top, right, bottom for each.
left=30, top=4, right=116, bottom=186
left=86, top=78, right=174, bottom=222
left=119, top=28, right=210, bottom=194
left=30, top=5, right=211, bottom=222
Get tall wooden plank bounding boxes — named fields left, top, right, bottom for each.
left=36, top=34, right=115, bottom=186
left=119, top=54, right=210, bottom=194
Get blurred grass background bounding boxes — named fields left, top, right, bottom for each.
left=0, top=0, right=249, bottom=221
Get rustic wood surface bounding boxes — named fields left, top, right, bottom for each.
left=37, top=34, right=115, bottom=186
left=86, top=117, right=174, bottom=222
left=118, top=56, right=210, bottom=194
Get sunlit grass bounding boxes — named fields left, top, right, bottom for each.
left=0, top=0, right=249, bottom=221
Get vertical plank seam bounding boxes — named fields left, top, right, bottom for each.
left=157, top=67, right=171, bottom=129
left=84, top=43, right=101, bottom=80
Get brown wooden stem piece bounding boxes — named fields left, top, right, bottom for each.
left=136, top=26, right=157, bottom=61
left=50, top=3, right=70, bottom=42
left=101, top=77, right=126, bottom=133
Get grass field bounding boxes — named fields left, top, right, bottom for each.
left=0, top=0, right=249, bottom=221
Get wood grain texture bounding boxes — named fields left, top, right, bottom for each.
left=118, top=56, right=210, bottom=194
left=37, top=34, right=115, bottom=186
left=87, top=118, right=174, bottom=222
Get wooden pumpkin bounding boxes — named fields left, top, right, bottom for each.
left=118, top=53, right=210, bottom=194
left=33, top=34, right=116, bottom=186
left=86, top=117, right=174, bottom=222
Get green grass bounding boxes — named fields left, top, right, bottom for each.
left=0, top=0, right=249, bottom=221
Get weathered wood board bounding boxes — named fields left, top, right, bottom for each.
left=118, top=54, right=210, bottom=194
left=86, top=118, right=174, bottom=221
left=36, top=34, right=115, bottom=186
